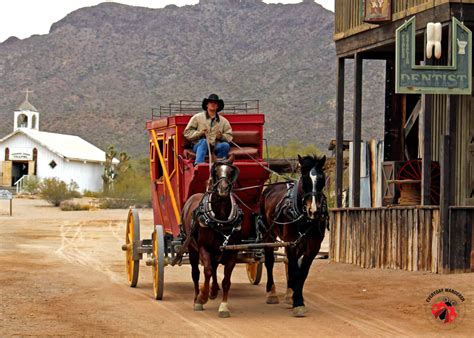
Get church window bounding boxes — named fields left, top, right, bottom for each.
left=49, top=160, right=57, bottom=169
left=17, top=114, right=28, bottom=128
left=32, top=115, right=37, bottom=129
left=5, top=148, right=9, bottom=161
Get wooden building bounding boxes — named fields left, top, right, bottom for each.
left=331, top=0, right=473, bottom=273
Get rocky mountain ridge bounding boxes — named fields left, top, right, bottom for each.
left=0, top=1, right=384, bottom=155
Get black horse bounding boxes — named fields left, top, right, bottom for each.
left=260, top=154, right=328, bottom=317
left=181, top=156, right=243, bottom=318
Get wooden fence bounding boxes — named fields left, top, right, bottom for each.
left=329, top=207, right=442, bottom=272
left=330, top=206, right=473, bottom=273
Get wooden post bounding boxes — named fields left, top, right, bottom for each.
left=352, top=53, right=362, bottom=207
left=10, top=199, right=12, bottom=216
left=421, top=94, right=432, bottom=205
left=440, top=135, right=450, bottom=273
left=336, top=57, right=345, bottom=208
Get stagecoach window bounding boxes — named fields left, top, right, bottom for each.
left=156, top=139, right=164, bottom=179
left=49, top=160, right=57, bottom=169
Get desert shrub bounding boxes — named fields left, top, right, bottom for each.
left=98, top=197, right=138, bottom=209
left=83, top=190, right=102, bottom=198
left=60, top=200, right=91, bottom=211
left=39, top=178, right=80, bottom=206
left=267, top=140, right=322, bottom=159
left=22, top=176, right=40, bottom=194
left=102, top=156, right=151, bottom=208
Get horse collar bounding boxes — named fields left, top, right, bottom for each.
left=197, top=192, right=243, bottom=232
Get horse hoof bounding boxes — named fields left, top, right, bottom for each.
left=193, top=303, right=204, bottom=311
left=218, top=310, right=231, bottom=318
left=292, top=306, right=307, bottom=317
left=218, top=302, right=230, bottom=318
left=266, top=295, right=280, bottom=304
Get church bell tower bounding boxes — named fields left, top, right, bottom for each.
left=14, top=89, right=39, bottom=132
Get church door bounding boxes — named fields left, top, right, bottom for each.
left=1, top=161, right=12, bottom=186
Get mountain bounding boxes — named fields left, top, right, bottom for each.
left=0, top=0, right=385, bottom=156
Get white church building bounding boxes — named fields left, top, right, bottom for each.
left=0, top=96, right=115, bottom=192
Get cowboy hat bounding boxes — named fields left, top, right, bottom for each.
left=202, top=93, right=224, bottom=113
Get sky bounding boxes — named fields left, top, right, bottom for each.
left=0, top=0, right=334, bottom=42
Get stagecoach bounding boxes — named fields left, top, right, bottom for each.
left=121, top=100, right=286, bottom=299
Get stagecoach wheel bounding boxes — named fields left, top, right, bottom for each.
left=246, top=262, right=263, bottom=285
left=152, top=225, right=165, bottom=300
left=125, top=209, right=140, bottom=287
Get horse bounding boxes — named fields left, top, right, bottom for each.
left=260, top=154, right=328, bottom=317
left=180, top=156, right=243, bottom=318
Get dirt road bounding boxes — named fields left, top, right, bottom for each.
left=1, top=198, right=472, bottom=336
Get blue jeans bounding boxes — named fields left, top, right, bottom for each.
left=193, top=138, right=231, bottom=165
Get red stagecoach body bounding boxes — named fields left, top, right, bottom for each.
left=145, top=102, right=270, bottom=240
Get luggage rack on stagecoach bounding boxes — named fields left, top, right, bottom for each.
left=151, top=99, right=260, bottom=118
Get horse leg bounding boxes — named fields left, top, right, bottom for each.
left=264, top=247, right=279, bottom=304
left=285, top=248, right=296, bottom=305
left=195, top=247, right=212, bottom=309
left=189, top=249, right=201, bottom=308
left=286, top=249, right=307, bottom=317
left=218, top=254, right=237, bottom=318
left=291, top=253, right=317, bottom=317
left=210, top=260, right=220, bottom=300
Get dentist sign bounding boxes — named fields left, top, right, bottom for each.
left=396, top=17, right=472, bottom=95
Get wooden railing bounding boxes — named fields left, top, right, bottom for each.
left=334, top=0, right=470, bottom=40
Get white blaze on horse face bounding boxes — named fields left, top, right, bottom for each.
left=307, top=168, right=318, bottom=219
left=216, top=164, right=231, bottom=196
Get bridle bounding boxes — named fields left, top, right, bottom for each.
left=210, top=163, right=240, bottom=193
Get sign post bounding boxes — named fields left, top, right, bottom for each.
left=396, top=17, right=472, bottom=95
left=0, top=190, right=13, bottom=216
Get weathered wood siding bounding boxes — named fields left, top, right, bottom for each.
left=334, top=0, right=473, bottom=40
left=330, top=207, right=442, bottom=272
left=449, top=207, right=474, bottom=272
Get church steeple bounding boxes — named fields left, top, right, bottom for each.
left=14, top=89, right=40, bottom=132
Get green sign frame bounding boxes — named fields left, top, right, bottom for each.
left=396, top=17, right=472, bottom=95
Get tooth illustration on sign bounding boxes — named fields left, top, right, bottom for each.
left=426, top=22, right=442, bottom=59
left=457, top=39, right=467, bottom=55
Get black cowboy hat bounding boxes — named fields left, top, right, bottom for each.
left=202, top=94, right=224, bottom=113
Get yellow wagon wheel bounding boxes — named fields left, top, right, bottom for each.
left=125, top=209, right=140, bottom=287
left=152, top=225, right=165, bottom=300
left=246, top=262, right=262, bottom=285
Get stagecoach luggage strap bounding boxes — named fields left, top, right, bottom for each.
left=220, top=241, right=292, bottom=251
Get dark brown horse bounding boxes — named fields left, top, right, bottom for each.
left=260, top=154, right=328, bottom=317
left=181, top=156, right=243, bottom=318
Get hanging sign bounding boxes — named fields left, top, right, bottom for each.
left=363, top=0, right=392, bottom=23
left=396, top=17, right=472, bottom=95
left=10, top=148, right=33, bottom=160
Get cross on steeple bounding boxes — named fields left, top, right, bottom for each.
left=23, top=88, right=34, bottom=101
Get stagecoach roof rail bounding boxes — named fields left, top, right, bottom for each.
left=151, top=100, right=260, bottom=119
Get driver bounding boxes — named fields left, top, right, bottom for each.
left=184, top=94, right=233, bottom=165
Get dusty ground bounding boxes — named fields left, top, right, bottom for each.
left=0, top=198, right=473, bottom=336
